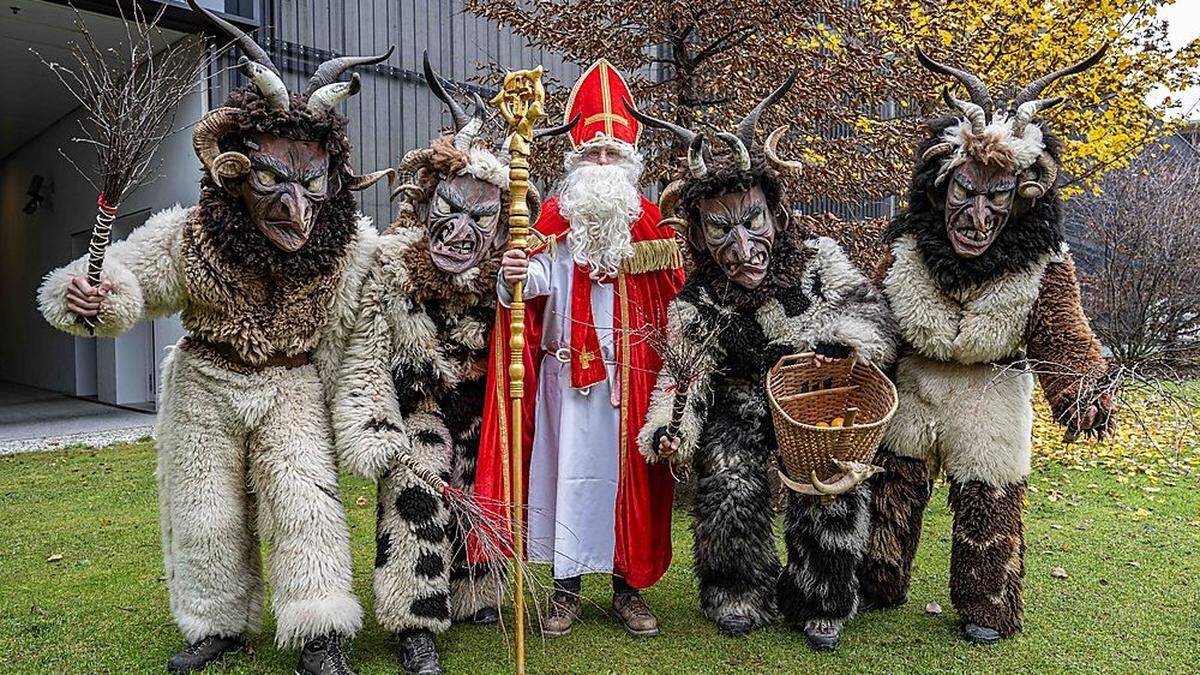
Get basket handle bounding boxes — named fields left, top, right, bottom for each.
left=775, top=352, right=816, bottom=369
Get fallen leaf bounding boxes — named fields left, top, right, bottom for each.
left=1050, top=524, right=1063, bottom=530
left=925, top=602, right=942, bottom=615
left=1128, top=561, right=1141, bottom=569
left=46, top=554, right=63, bottom=563
left=99, top=518, right=112, bottom=526
left=355, top=495, right=369, bottom=507
left=1050, top=566, right=1068, bottom=579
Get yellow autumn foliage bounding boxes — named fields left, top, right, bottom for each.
left=866, top=0, right=1200, bottom=197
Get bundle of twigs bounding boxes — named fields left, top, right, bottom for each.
left=33, top=3, right=206, bottom=330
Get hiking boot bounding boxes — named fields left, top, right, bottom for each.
left=803, top=619, right=841, bottom=652
left=611, top=592, right=660, bottom=638
left=166, top=635, right=246, bottom=673
left=296, top=633, right=355, bottom=675
left=962, top=623, right=1003, bottom=645
left=541, top=590, right=582, bottom=638
left=470, top=606, right=500, bottom=626
left=715, top=614, right=753, bottom=637
left=397, top=629, right=442, bottom=674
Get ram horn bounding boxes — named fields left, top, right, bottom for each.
left=423, top=50, right=472, bottom=132
left=398, top=148, right=437, bottom=174
left=658, top=179, right=685, bottom=219
left=390, top=182, right=426, bottom=203
left=237, top=56, right=289, bottom=111
left=1011, top=43, right=1108, bottom=110
left=915, top=47, right=994, bottom=119
left=810, top=460, right=884, bottom=496
left=1011, top=97, right=1064, bottom=137
left=306, top=45, right=394, bottom=94
left=942, top=87, right=985, bottom=133
left=624, top=101, right=698, bottom=146
left=764, top=125, right=806, bottom=174
left=192, top=107, right=250, bottom=185
left=534, top=114, right=581, bottom=140
left=715, top=131, right=751, bottom=171
left=306, top=73, right=361, bottom=114
left=687, top=134, right=708, bottom=178
left=735, top=69, right=799, bottom=149
left=1018, top=151, right=1059, bottom=200
left=348, top=168, right=395, bottom=192
left=187, top=0, right=279, bottom=74
left=920, top=141, right=955, bottom=164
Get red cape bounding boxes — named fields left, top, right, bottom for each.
left=471, top=196, right=685, bottom=589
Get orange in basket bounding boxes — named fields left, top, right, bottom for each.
left=766, top=352, right=897, bottom=498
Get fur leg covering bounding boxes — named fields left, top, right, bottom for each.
left=373, top=412, right=453, bottom=634
left=948, top=478, right=1026, bottom=637
left=247, top=362, right=362, bottom=648
left=777, top=485, right=870, bottom=626
left=858, top=448, right=931, bottom=609
left=156, top=349, right=264, bottom=643
left=444, top=409, right=503, bottom=621
left=692, top=406, right=780, bottom=628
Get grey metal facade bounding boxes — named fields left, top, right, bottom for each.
left=210, top=0, right=581, bottom=229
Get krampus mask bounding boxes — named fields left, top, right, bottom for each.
left=188, top=0, right=392, bottom=255
left=627, top=72, right=802, bottom=290
left=915, top=45, right=1107, bottom=260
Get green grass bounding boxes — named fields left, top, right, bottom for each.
left=1, top=441, right=1198, bottom=674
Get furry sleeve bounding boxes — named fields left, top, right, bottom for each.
left=805, top=237, right=898, bottom=367
left=637, top=292, right=718, bottom=464
left=38, top=204, right=188, bottom=338
left=1026, top=251, right=1110, bottom=430
left=315, top=216, right=381, bottom=402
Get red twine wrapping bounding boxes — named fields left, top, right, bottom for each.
left=96, top=193, right=118, bottom=215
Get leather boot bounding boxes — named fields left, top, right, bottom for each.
left=166, top=635, right=246, bottom=673
left=541, top=590, right=582, bottom=638
left=397, top=629, right=443, bottom=674
left=296, top=633, right=355, bottom=675
left=611, top=592, right=660, bottom=637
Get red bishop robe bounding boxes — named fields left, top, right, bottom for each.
left=471, top=195, right=685, bottom=589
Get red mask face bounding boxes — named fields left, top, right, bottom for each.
left=238, top=133, right=332, bottom=252
left=944, top=159, right=1016, bottom=258
left=423, top=173, right=505, bottom=274
left=692, top=185, right=778, bottom=289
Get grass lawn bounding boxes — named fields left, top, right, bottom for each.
left=1, top=439, right=1198, bottom=674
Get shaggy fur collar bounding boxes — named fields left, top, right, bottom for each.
left=393, top=224, right=502, bottom=306
left=885, top=116, right=1063, bottom=294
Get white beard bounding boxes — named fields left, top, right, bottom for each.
left=558, top=162, right=643, bottom=279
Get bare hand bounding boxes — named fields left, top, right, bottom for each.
left=1076, top=391, right=1113, bottom=437
left=66, top=276, right=111, bottom=318
left=501, top=249, right=529, bottom=285
left=658, top=434, right=681, bottom=458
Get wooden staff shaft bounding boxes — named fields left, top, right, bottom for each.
left=80, top=198, right=119, bottom=333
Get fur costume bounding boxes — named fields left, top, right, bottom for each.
left=333, top=70, right=515, bottom=638
left=37, top=23, right=394, bottom=649
left=631, top=85, right=897, bottom=638
left=858, top=48, right=1114, bottom=639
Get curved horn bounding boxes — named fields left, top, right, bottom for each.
left=398, top=148, right=437, bottom=174
left=920, top=141, right=955, bottom=164
left=306, top=73, right=361, bottom=114
left=1012, top=44, right=1108, bottom=109
left=1011, top=97, right=1064, bottom=137
left=187, top=0, right=279, bottom=74
left=658, top=179, right=686, bottom=218
left=715, top=132, right=751, bottom=171
left=423, top=50, right=471, bottom=132
left=534, top=114, right=581, bottom=140
left=624, top=101, right=698, bottom=146
left=736, top=69, right=799, bottom=148
left=306, top=45, right=394, bottom=94
left=453, top=91, right=490, bottom=150
left=687, top=134, right=708, bottom=178
left=390, top=182, right=426, bottom=203
left=1018, top=151, right=1059, bottom=200
left=764, top=125, right=806, bottom=174
left=810, top=460, right=883, bottom=496
left=192, top=107, right=250, bottom=185
left=526, top=182, right=542, bottom=224
left=348, top=168, right=395, bottom=192
left=942, top=87, right=985, bottom=132
left=238, top=57, right=289, bottom=111
left=916, top=47, right=994, bottom=117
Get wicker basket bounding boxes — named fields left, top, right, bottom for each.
left=767, top=352, right=897, bottom=494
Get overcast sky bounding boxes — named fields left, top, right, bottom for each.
left=1151, top=0, right=1200, bottom=118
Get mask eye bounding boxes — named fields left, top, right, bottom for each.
left=748, top=212, right=766, bottom=232
left=476, top=212, right=499, bottom=231
left=990, top=188, right=1013, bottom=209
left=704, top=220, right=729, bottom=240
left=305, top=175, right=326, bottom=193
left=254, top=169, right=277, bottom=187
left=433, top=196, right=453, bottom=215
left=950, top=181, right=968, bottom=201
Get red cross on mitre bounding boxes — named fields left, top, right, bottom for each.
left=564, top=58, right=641, bottom=150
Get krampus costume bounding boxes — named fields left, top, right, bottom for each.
left=858, top=47, right=1115, bottom=644
left=36, top=4, right=394, bottom=673
left=631, top=76, right=896, bottom=650
left=332, top=56, right=519, bottom=675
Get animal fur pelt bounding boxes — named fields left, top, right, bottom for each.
left=639, top=213, right=896, bottom=633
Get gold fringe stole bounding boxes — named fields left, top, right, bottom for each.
left=621, top=238, right=683, bottom=275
